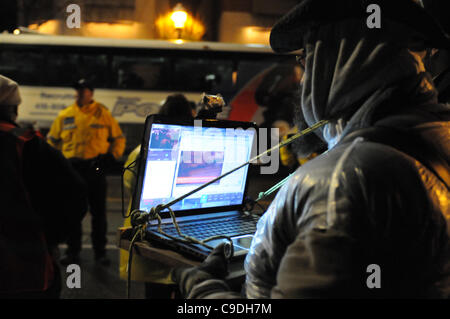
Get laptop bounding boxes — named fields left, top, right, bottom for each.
left=132, top=114, right=259, bottom=261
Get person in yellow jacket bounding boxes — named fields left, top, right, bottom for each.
left=47, top=79, right=126, bottom=266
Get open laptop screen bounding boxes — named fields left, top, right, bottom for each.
left=139, top=122, right=255, bottom=212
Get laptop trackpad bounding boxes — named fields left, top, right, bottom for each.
left=231, top=234, right=253, bottom=250
left=207, top=235, right=254, bottom=253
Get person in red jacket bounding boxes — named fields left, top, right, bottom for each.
left=0, top=75, right=87, bottom=298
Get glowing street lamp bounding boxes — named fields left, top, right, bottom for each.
left=170, top=3, right=187, bottom=39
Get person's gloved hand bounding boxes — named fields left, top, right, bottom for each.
left=198, top=242, right=230, bottom=277
left=171, top=243, right=230, bottom=297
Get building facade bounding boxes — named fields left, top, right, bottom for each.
left=5, top=0, right=298, bottom=45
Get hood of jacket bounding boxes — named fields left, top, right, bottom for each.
left=300, top=19, right=439, bottom=148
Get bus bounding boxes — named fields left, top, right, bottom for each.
left=0, top=33, right=296, bottom=157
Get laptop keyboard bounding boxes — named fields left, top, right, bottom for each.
left=148, top=214, right=259, bottom=241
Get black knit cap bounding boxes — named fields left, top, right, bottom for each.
left=73, top=78, right=94, bottom=91
left=270, top=0, right=450, bottom=53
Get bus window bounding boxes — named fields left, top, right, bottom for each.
left=172, top=57, right=234, bottom=96
left=0, top=48, right=44, bottom=85
left=112, top=55, right=170, bottom=90
left=236, top=59, right=280, bottom=89
left=45, top=52, right=108, bottom=88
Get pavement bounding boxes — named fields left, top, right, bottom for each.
left=57, top=169, right=287, bottom=299
left=57, top=175, right=145, bottom=299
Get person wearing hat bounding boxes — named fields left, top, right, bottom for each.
left=0, top=75, right=87, bottom=298
left=170, top=0, right=450, bottom=298
left=47, top=79, right=126, bottom=266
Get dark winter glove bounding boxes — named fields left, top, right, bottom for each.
left=171, top=243, right=230, bottom=298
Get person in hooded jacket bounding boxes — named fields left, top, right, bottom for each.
left=171, top=0, right=450, bottom=299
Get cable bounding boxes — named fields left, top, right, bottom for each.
left=255, top=172, right=295, bottom=203
left=124, top=119, right=329, bottom=297
left=128, top=121, right=328, bottom=241
left=166, top=206, right=234, bottom=256
left=130, top=206, right=234, bottom=258
left=126, top=207, right=234, bottom=298
left=121, top=159, right=137, bottom=218
left=126, top=224, right=145, bottom=299
left=155, top=120, right=329, bottom=212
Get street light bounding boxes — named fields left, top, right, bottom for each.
left=170, top=3, right=187, bottom=39
left=155, top=3, right=204, bottom=41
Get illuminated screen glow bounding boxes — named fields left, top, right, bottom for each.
left=139, top=123, right=255, bottom=212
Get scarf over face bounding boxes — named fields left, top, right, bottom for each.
left=300, top=19, right=438, bottom=148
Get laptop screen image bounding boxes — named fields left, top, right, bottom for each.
left=138, top=122, right=256, bottom=213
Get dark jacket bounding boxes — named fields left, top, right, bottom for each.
left=244, top=103, right=450, bottom=298
left=0, top=121, right=87, bottom=293
left=176, top=19, right=450, bottom=299
left=178, top=103, right=450, bottom=299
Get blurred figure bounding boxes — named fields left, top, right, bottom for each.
left=0, top=75, right=86, bottom=298
left=255, top=64, right=301, bottom=129
left=159, top=94, right=197, bottom=120
left=47, top=79, right=126, bottom=266
left=189, top=101, right=198, bottom=118
left=278, top=109, right=328, bottom=170
left=254, top=62, right=328, bottom=172
left=277, top=84, right=328, bottom=171
left=119, top=93, right=195, bottom=298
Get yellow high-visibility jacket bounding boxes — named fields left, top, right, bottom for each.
left=47, top=100, right=125, bottom=159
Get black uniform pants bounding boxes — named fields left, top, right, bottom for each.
left=66, top=159, right=108, bottom=257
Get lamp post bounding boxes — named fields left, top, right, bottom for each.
left=170, top=3, right=187, bottom=39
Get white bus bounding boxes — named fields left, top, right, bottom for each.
left=0, top=34, right=295, bottom=156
